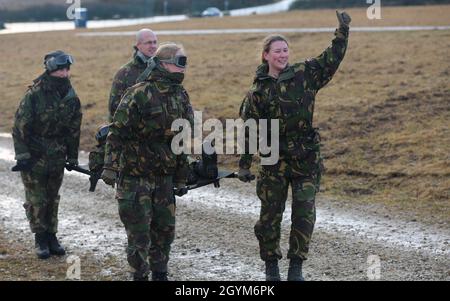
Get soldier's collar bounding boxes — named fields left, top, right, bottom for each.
left=277, top=65, right=295, bottom=82
left=254, top=63, right=294, bottom=82
left=135, top=50, right=151, bottom=65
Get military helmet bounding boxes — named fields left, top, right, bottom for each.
left=95, top=124, right=110, bottom=145
left=44, top=50, right=74, bottom=72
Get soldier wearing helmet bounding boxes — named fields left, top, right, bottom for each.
left=12, top=50, right=82, bottom=259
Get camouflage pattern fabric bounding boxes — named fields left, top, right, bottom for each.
left=255, top=162, right=317, bottom=261
left=89, top=144, right=105, bottom=174
left=89, top=124, right=109, bottom=176
left=104, top=66, right=194, bottom=179
left=239, top=26, right=349, bottom=261
left=12, top=73, right=82, bottom=233
left=21, top=168, right=64, bottom=233
left=105, top=65, right=194, bottom=276
left=116, top=174, right=176, bottom=276
left=108, top=51, right=148, bottom=121
left=149, top=175, right=176, bottom=272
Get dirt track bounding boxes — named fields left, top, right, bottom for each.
left=0, top=134, right=448, bottom=281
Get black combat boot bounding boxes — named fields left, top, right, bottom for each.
left=47, top=232, right=66, bottom=256
left=34, top=232, right=50, bottom=259
left=152, top=271, right=169, bottom=281
left=287, top=258, right=305, bottom=281
left=265, top=260, right=281, bottom=281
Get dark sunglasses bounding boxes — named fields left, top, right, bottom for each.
left=160, top=55, right=187, bottom=68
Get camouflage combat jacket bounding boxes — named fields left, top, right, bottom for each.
left=108, top=51, right=148, bottom=120
left=239, top=26, right=349, bottom=170
left=104, top=67, right=194, bottom=181
left=12, top=73, right=82, bottom=168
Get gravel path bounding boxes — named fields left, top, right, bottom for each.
left=0, top=134, right=448, bottom=280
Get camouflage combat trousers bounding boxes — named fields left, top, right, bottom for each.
left=255, top=159, right=321, bottom=261
left=116, top=174, right=176, bottom=277
left=20, top=166, right=64, bottom=234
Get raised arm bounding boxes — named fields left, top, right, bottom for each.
left=305, top=11, right=351, bottom=91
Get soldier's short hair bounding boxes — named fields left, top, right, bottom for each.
left=261, top=35, right=289, bottom=64
left=135, top=28, right=156, bottom=45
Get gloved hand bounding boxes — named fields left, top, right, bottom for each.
left=101, top=169, right=116, bottom=187
left=238, top=168, right=255, bottom=183
left=336, top=10, right=351, bottom=29
left=66, top=158, right=79, bottom=169
left=174, top=183, right=188, bottom=197
left=11, top=159, right=34, bottom=172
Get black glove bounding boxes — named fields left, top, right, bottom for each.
left=174, top=183, right=189, bottom=197
left=66, top=158, right=79, bottom=166
left=101, top=169, right=117, bottom=187
left=11, top=159, right=34, bottom=172
left=238, top=168, right=255, bottom=183
left=336, top=10, right=351, bottom=29
left=65, top=158, right=79, bottom=170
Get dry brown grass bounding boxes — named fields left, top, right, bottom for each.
left=91, top=5, right=450, bottom=31
left=0, top=5, right=449, bottom=219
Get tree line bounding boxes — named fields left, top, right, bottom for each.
left=0, top=0, right=276, bottom=22
left=289, top=0, right=450, bottom=10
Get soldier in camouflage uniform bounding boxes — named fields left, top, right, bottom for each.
left=238, top=11, right=351, bottom=281
left=102, top=43, right=193, bottom=281
left=108, top=28, right=158, bottom=120
left=89, top=30, right=157, bottom=191
left=12, top=50, right=82, bottom=259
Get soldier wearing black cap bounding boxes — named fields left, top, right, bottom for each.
left=11, top=50, right=82, bottom=259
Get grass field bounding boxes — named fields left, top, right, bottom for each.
left=0, top=5, right=449, bottom=220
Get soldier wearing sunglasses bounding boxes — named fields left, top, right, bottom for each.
left=102, top=43, right=193, bottom=281
left=108, top=28, right=158, bottom=121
